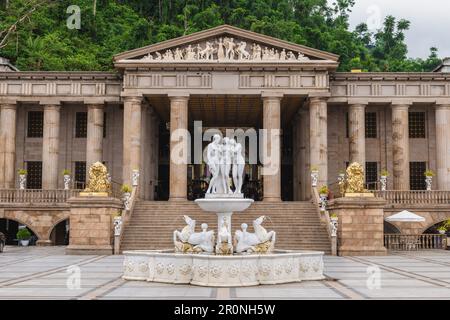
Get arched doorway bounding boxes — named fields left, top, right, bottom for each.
left=0, top=218, right=38, bottom=245
left=49, top=219, right=69, bottom=245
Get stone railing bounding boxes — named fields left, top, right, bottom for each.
left=374, top=190, right=450, bottom=205
left=384, top=234, right=447, bottom=250
left=0, top=189, right=78, bottom=203
left=311, top=186, right=337, bottom=256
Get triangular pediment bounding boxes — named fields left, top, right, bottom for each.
left=114, top=25, right=339, bottom=65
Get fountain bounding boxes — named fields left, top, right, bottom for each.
left=122, top=135, right=325, bottom=286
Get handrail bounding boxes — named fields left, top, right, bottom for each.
left=116, top=185, right=138, bottom=253
left=312, top=186, right=337, bottom=255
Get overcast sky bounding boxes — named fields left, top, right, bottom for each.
left=336, top=0, right=450, bottom=58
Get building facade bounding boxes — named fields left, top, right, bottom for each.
left=1, top=25, right=450, bottom=252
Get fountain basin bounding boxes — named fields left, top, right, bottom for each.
left=122, top=250, right=325, bottom=287
left=195, top=198, right=254, bottom=213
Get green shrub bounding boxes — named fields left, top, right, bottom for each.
left=121, top=184, right=132, bottom=193
left=18, top=169, right=27, bottom=175
left=424, top=170, right=435, bottom=177
left=380, top=169, right=389, bottom=177
left=17, top=228, right=31, bottom=240
left=62, top=169, right=71, bottom=175
left=319, top=186, right=328, bottom=194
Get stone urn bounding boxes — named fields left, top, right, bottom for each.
left=311, top=170, right=319, bottom=187
left=438, top=229, right=446, bottom=235
left=63, top=175, right=71, bottom=190
left=425, top=176, right=433, bottom=191
left=380, top=175, right=388, bottom=191
left=19, top=174, right=26, bottom=190
left=123, top=192, right=131, bottom=210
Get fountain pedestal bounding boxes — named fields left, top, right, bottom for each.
left=195, top=197, right=254, bottom=255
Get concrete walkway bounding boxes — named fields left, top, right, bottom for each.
left=0, top=246, right=449, bottom=299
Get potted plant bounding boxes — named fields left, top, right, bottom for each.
left=17, top=169, right=27, bottom=190
left=330, top=213, right=338, bottom=222
left=310, top=166, right=319, bottom=187
left=424, top=170, right=435, bottom=191
left=437, top=226, right=447, bottom=235
left=380, top=169, right=389, bottom=191
left=17, top=228, right=31, bottom=246
left=319, top=186, right=329, bottom=198
left=62, top=169, right=71, bottom=190
left=121, top=184, right=132, bottom=210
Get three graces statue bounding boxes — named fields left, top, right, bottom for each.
left=206, top=134, right=245, bottom=195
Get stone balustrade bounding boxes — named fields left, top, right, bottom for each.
left=0, top=189, right=78, bottom=203
left=374, top=190, right=450, bottom=205
left=384, top=233, right=447, bottom=250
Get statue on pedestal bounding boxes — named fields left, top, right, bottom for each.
left=234, top=216, right=276, bottom=254
left=173, top=215, right=215, bottom=253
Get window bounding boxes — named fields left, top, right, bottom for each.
left=365, top=162, right=378, bottom=190
left=103, top=112, right=107, bottom=138
left=26, top=161, right=42, bottom=189
left=75, top=112, right=87, bottom=138
left=365, top=112, right=377, bottom=138
left=410, top=162, right=426, bottom=190
left=409, top=112, right=426, bottom=138
left=27, top=111, right=44, bottom=138
left=74, top=161, right=86, bottom=189
left=345, top=112, right=349, bottom=138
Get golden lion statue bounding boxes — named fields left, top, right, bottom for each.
left=84, top=162, right=111, bottom=193
left=345, top=162, right=366, bottom=193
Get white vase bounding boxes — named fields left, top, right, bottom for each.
left=19, top=175, right=26, bottom=190
left=380, top=176, right=387, bottom=191
left=63, top=175, right=71, bottom=190
left=311, top=171, right=319, bottom=187
left=20, top=239, right=30, bottom=247
left=438, top=230, right=446, bottom=235
left=425, top=176, right=432, bottom=191
left=123, top=192, right=131, bottom=210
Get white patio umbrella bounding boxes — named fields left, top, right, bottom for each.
left=385, top=210, right=425, bottom=222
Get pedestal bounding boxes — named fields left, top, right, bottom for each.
left=66, top=196, right=123, bottom=255
left=328, top=197, right=387, bottom=256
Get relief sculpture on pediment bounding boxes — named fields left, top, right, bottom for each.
left=138, top=37, right=311, bottom=63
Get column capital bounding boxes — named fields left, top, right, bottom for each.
left=0, top=103, right=17, bottom=110
left=435, top=104, right=450, bottom=110
left=168, top=92, right=190, bottom=101
left=43, top=104, right=61, bottom=111
left=123, top=96, right=143, bottom=104
left=261, top=91, right=284, bottom=100
left=86, top=103, right=105, bottom=110
left=308, top=96, right=328, bottom=104
left=391, top=103, right=411, bottom=110
left=348, top=103, right=367, bottom=109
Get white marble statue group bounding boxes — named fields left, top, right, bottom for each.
left=140, top=37, right=310, bottom=63
left=174, top=215, right=276, bottom=255
left=206, top=134, right=245, bottom=195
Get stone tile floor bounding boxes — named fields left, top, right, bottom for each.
left=0, top=246, right=449, bottom=299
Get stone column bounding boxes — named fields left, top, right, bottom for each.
left=435, top=104, right=450, bottom=190
left=348, top=104, right=366, bottom=168
left=0, top=103, right=17, bottom=188
left=262, top=92, right=282, bottom=202
left=123, top=96, right=142, bottom=186
left=86, top=104, right=104, bottom=171
left=392, top=104, right=410, bottom=190
left=309, top=97, right=328, bottom=187
left=42, top=104, right=61, bottom=190
left=169, top=93, right=189, bottom=201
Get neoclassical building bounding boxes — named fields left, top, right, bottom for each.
left=1, top=25, right=449, bottom=253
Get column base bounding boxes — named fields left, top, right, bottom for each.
left=36, top=240, right=52, bottom=246
left=169, top=197, right=188, bottom=202
left=263, top=197, right=282, bottom=202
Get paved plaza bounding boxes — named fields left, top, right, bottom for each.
left=0, top=246, right=449, bottom=300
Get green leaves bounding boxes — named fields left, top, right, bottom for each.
left=0, top=0, right=442, bottom=72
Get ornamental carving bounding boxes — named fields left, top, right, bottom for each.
left=84, top=162, right=111, bottom=193
left=139, top=37, right=310, bottom=63
left=345, top=162, right=366, bottom=193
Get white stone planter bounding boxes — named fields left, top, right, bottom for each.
left=63, top=175, right=71, bottom=190
left=330, top=217, right=338, bottom=222
left=123, top=192, right=131, bottom=210
left=425, top=176, right=433, bottom=191
left=122, top=249, right=325, bottom=287
left=438, top=230, right=446, bottom=235
left=380, top=176, right=387, bottom=191
left=311, top=171, right=319, bottom=187
left=20, top=239, right=30, bottom=247
left=114, top=216, right=122, bottom=236
left=19, top=175, right=26, bottom=190
left=319, top=194, right=327, bottom=212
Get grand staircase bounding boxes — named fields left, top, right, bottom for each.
left=120, top=201, right=331, bottom=254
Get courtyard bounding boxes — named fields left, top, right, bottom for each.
left=0, top=246, right=449, bottom=300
